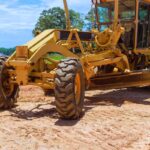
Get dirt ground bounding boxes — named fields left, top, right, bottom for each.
left=0, top=86, right=150, bottom=150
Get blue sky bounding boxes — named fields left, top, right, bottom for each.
left=0, top=0, right=91, bottom=48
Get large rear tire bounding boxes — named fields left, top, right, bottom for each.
left=0, top=57, right=19, bottom=109
left=54, top=59, right=85, bottom=119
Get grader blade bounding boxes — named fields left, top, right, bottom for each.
left=90, top=70, right=150, bottom=90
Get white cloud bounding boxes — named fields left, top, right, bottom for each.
left=0, top=0, right=91, bottom=31
left=0, top=0, right=44, bottom=30
left=0, top=0, right=91, bottom=47
left=41, top=0, right=90, bottom=13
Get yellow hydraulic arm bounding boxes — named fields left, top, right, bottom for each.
left=63, top=0, right=71, bottom=30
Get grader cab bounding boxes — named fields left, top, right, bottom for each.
left=0, top=0, right=150, bottom=119
left=93, top=0, right=150, bottom=50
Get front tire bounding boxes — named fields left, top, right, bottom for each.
left=0, top=58, right=19, bottom=109
left=54, top=59, right=85, bottom=119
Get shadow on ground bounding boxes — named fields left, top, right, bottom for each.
left=8, top=87, right=150, bottom=126
left=9, top=102, right=82, bottom=126
left=10, top=103, right=57, bottom=120
left=85, top=88, right=150, bottom=106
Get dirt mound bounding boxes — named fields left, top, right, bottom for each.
left=0, top=86, right=150, bottom=150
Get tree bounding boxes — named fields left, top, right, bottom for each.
left=0, top=48, right=15, bottom=56
left=33, top=7, right=84, bottom=35
left=69, top=10, right=84, bottom=30
left=85, top=8, right=96, bottom=30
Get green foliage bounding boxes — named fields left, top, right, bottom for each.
left=69, top=10, right=84, bottom=30
left=44, top=52, right=65, bottom=65
left=33, top=7, right=84, bottom=35
left=47, top=52, right=65, bottom=61
left=0, top=47, right=15, bottom=56
left=33, top=7, right=66, bottom=34
left=85, top=8, right=96, bottom=30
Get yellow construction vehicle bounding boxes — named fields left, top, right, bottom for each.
left=0, top=0, right=150, bottom=119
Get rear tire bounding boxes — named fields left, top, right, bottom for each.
left=54, top=59, right=85, bottom=119
left=0, top=57, right=19, bottom=109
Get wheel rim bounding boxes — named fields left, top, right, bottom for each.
left=75, top=73, right=81, bottom=105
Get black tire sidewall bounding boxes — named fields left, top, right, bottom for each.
left=55, top=59, right=85, bottom=119
left=0, top=63, right=19, bottom=107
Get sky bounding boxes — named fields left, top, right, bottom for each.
left=0, top=0, right=91, bottom=48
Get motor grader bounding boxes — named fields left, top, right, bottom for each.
left=0, top=0, right=150, bottom=119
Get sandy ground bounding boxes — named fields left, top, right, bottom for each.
left=0, top=86, right=150, bottom=150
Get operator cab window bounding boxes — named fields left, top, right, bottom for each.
left=119, top=0, right=136, bottom=50
left=137, top=3, right=150, bottom=48
left=96, top=0, right=136, bottom=50
left=96, top=2, right=114, bottom=31
left=119, top=0, right=136, bottom=21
